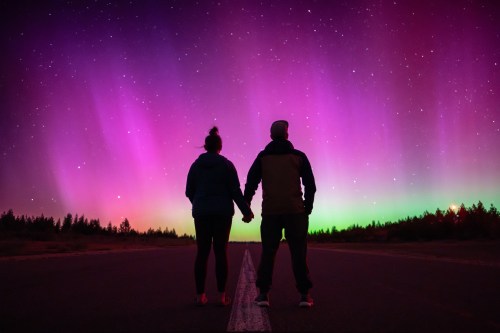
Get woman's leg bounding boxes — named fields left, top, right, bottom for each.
left=212, top=216, right=232, bottom=294
left=194, top=216, right=213, bottom=295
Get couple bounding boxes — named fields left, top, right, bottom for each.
left=185, top=120, right=316, bottom=308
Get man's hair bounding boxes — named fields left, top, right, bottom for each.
left=270, top=120, right=289, bottom=140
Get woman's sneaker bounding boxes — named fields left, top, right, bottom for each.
left=219, top=294, right=231, bottom=307
left=254, top=293, right=270, bottom=307
left=195, top=293, right=208, bottom=306
left=299, top=294, right=314, bottom=308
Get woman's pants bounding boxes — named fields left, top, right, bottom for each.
left=194, top=215, right=232, bottom=294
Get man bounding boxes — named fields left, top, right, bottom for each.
left=244, top=120, right=316, bottom=308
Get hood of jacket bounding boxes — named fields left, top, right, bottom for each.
left=195, top=152, right=227, bottom=168
left=263, top=139, right=294, bottom=154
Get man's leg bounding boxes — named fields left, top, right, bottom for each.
left=256, top=215, right=283, bottom=294
left=284, top=213, right=313, bottom=294
left=212, top=216, right=232, bottom=293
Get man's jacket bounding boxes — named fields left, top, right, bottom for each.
left=244, top=139, right=316, bottom=215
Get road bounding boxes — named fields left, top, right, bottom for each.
left=1, top=243, right=499, bottom=332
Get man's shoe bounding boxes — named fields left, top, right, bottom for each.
left=254, top=293, right=270, bottom=307
left=299, top=294, right=313, bottom=308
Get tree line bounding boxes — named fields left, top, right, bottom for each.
left=0, top=210, right=193, bottom=240
left=2, top=201, right=499, bottom=243
left=308, top=201, right=500, bottom=242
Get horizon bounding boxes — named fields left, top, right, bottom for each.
left=1, top=1, right=499, bottom=242
left=0, top=199, right=496, bottom=242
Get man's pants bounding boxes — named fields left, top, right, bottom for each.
left=256, top=213, right=313, bottom=294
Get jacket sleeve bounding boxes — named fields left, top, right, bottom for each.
left=243, top=153, right=262, bottom=205
left=185, top=163, right=196, bottom=204
left=300, top=153, right=316, bottom=215
left=226, top=161, right=252, bottom=216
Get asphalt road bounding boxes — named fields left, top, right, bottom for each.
left=1, top=243, right=499, bottom=332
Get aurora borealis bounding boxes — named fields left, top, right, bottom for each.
left=1, top=1, right=499, bottom=241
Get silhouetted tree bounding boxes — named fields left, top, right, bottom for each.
left=55, top=219, right=61, bottom=233
left=106, top=222, right=114, bottom=235
left=0, top=209, right=17, bottom=232
left=62, top=213, right=72, bottom=233
left=119, top=218, right=131, bottom=234
left=89, top=219, right=101, bottom=234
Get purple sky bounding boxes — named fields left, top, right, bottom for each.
left=1, top=0, right=499, bottom=240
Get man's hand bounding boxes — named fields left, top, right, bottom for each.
left=242, top=212, right=254, bottom=223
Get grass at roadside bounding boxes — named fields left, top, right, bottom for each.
left=0, top=235, right=195, bottom=258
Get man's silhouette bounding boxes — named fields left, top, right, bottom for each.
left=244, top=120, right=316, bottom=307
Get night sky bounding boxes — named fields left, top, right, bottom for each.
left=1, top=0, right=499, bottom=241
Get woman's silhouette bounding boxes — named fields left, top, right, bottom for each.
left=186, top=126, right=253, bottom=306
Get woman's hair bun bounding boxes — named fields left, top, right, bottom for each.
left=204, top=126, right=222, bottom=152
left=209, top=126, right=219, bottom=136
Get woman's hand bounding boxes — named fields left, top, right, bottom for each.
left=242, top=212, right=254, bottom=223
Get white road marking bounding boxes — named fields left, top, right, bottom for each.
left=227, top=249, right=271, bottom=332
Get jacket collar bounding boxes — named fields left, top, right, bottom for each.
left=264, top=139, right=294, bottom=154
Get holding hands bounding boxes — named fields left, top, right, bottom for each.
left=242, top=212, right=254, bottom=223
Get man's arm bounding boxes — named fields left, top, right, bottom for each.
left=300, top=153, right=316, bottom=215
left=244, top=154, right=262, bottom=205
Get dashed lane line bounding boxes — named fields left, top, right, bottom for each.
left=227, top=249, right=271, bottom=332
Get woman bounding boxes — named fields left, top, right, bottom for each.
left=186, top=126, right=254, bottom=306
